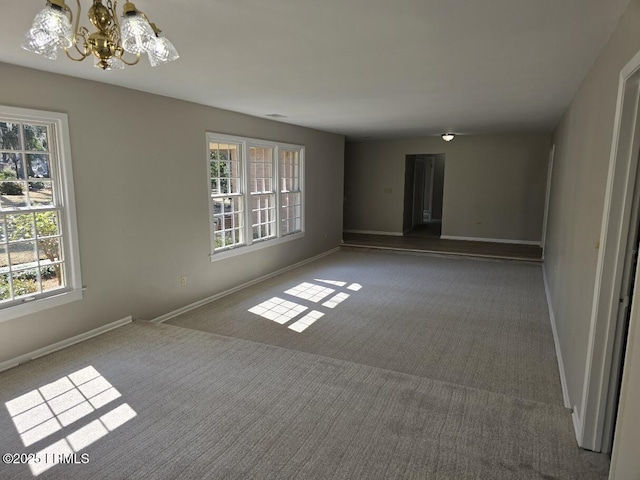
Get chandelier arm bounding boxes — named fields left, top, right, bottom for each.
left=70, top=0, right=83, bottom=48
left=72, top=27, right=90, bottom=57
left=111, top=0, right=121, bottom=34
left=64, top=48, right=89, bottom=62
left=120, top=52, right=141, bottom=66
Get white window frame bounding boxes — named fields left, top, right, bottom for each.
left=279, top=147, right=304, bottom=237
left=206, top=132, right=305, bottom=261
left=0, top=106, right=82, bottom=323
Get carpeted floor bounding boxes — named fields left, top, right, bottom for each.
left=0, top=249, right=610, bottom=479
left=0, top=322, right=609, bottom=480
left=168, top=250, right=562, bottom=405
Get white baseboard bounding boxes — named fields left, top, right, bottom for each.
left=440, top=235, right=540, bottom=246
left=542, top=266, right=571, bottom=409
left=573, top=408, right=583, bottom=444
left=152, top=247, right=340, bottom=324
left=0, top=316, right=133, bottom=373
left=344, top=230, right=403, bottom=237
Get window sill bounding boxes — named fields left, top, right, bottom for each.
left=0, top=289, right=83, bottom=324
left=210, top=232, right=305, bottom=262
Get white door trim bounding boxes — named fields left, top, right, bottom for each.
left=581, top=49, right=640, bottom=452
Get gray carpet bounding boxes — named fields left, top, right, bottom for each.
left=0, top=322, right=609, bottom=480
left=168, top=250, right=563, bottom=405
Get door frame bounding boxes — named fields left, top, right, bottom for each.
left=427, top=156, right=435, bottom=221
left=581, top=49, right=640, bottom=452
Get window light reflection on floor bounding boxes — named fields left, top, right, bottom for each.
left=4, top=366, right=137, bottom=476
left=322, top=292, right=350, bottom=309
left=248, top=297, right=308, bottom=324
left=288, top=310, right=324, bottom=332
left=247, top=279, right=363, bottom=333
left=284, top=282, right=335, bottom=302
left=314, top=279, right=347, bottom=287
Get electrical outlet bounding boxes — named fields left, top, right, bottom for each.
left=384, top=188, right=392, bottom=194
left=181, top=276, right=187, bottom=287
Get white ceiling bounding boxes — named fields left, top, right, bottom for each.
left=0, top=0, right=631, bottom=139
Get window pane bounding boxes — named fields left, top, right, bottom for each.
left=251, top=194, right=276, bottom=241
left=12, top=269, right=39, bottom=298
left=212, top=195, right=244, bottom=250
left=1, top=153, right=26, bottom=180
left=280, top=149, right=300, bottom=193
left=7, top=213, right=35, bottom=240
left=41, top=264, right=63, bottom=292
left=9, top=241, right=37, bottom=268
left=0, top=122, right=21, bottom=150
left=281, top=192, right=302, bottom=235
left=249, top=147, right=274, bottom=194
left=23, top=124, right=48, bottom=152
left=1, top=182, right=28, bottom=209
left=210, top=142, right=241, bottom=195
left=38, top=237, right=62, bottom=263
left=29, top=181, right=54, bottom=207
left=0, top=273, right=9, bottom=300
left=35, top=211, right=59, bottom=237
left=27, top=153, right=50, bottom=178
left=0, top=244, right=7, bottom=269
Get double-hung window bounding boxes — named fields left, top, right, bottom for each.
left=0, top=106, right=82, bottom=322
left=207, top=133, right=304, bottom=259
left=280, top=148, right=302, bottom=236
left=249, top=145, right=276, bottom=242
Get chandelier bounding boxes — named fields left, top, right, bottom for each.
left=21, top=0, right=179, bottom=70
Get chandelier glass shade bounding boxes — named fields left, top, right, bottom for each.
left=21, top=0, right=179, bottom=70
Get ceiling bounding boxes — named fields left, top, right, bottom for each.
left=0, top=0, right=631, bottom=139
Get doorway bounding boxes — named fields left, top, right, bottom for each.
left=581, top=51, right=640, bottom=453
left=403, top=154, right=445, bottom=237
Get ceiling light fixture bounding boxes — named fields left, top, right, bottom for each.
left=441, top=133, right=455, bottom=142
left=21, top=0, right=179, bottom=70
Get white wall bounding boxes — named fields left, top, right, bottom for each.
left=543, top=0, right=640, bottom=461
left=0, top=62, right=345, bottom=365
left=344, top=134, right=550, bottom=241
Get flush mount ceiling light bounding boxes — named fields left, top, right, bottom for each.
left=21, top=0, right=179, bottom=70
left=441, top=133, right=455, bottom=142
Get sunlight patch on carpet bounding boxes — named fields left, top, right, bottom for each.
left=248, top=297, right=308, bottom=324
left=248, top=280, right=363, bottom=333
left=5, top=366, right=137, bottom=476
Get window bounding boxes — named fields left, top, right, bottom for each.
left=207, top=133, right=304, bottom=259
left=280, top=149, right=302, bottom=236
left=0, top=106, right=82, bottom=322
left=249, top=146, right=276, bottom=242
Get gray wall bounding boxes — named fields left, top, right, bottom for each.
left=0, top=62, right=344, bottom=365
left=344, top=134, right=550, bottom=241
left=544, top=0, right=640, bottom=474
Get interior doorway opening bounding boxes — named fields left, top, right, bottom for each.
left=403, top=154, right=445, bottom=237
left=581, top=51, right=640, bottom=454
